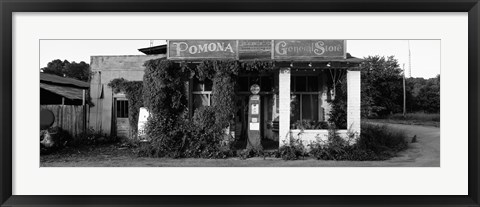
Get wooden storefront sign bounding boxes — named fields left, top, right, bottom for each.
left=167, top=40, right=346, bottom=60
left=273, top=40, right=346, bottom=60
left=168, top=40, right=238, bottom=59
left=238, top=40, right=272, bottom=60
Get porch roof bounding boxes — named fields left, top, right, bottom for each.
left=40, top=73, right=90, bottom=89
left=164, top=53, right=363, bottom=63
left=40, top=83, right=84, bottom=100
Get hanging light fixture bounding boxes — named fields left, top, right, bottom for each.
left=326, top=62, right=331, bottom=67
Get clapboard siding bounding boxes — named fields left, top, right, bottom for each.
left=41, top=105, right=88, bottom=137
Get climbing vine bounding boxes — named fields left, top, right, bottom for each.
left=107, top=78, right=144, bottom=139
left=196, top=60, right=275, bottom=129
left=119, top=58, right=277, bottom=158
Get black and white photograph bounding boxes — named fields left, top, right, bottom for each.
left=4, top=6, right=476, bottom=203
left=39, top=39, right=440, bottom=167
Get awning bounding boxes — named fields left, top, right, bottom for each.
left=40, top=83, right=85, bottom=100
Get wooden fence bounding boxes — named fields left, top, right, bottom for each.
left=41, top=105, right=88, bottom=137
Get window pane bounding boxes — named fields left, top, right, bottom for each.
left=116, top=100, right=129, bottom=118
left=261, top=76, right=272, bottom=92
left=116, top=101, right=121, bottom=117
left=251, top=76, right=260, bottom=85
left=204, top=79, right=213, bottom=91
left=238, top=77, right=249, bottom=92
left=124, top=101, right=129, bottom=117
left=290, top=94, right=300, bottom=125
left=302, top=94, right=318, bottom=121
left=295, top=76, right=306, bottom=92
left=120, top=101, right=124, bottom=117
left=193, top=79, right=203, bottom=91
left=193, top=94, right=210, bottom=112
left=307, top=76, right=319, bottom=92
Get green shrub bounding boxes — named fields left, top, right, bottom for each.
left=309, top=130, right=350, bottom=160
left=278, top=138, right=307, bottom=160
left=292, top=120, right=329, bottom=130
left=309, top=124, right=408, bottom=161
left=238, top=148, right=265, bottom=159
left=192, top=106, right=217, bottom=131
left=182, top=122, right=225, bottom=158
left=357, top=123, right=408, bottom=154
left=75, top=127, right=117, bottom=146
left=138, top=115, right=185, bottom=158
left=327, top=76, right=348, bottom=129
left=138, top=115, right=230, bottom=159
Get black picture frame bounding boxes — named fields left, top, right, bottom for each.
left=1, top=0, right=479, bottom=206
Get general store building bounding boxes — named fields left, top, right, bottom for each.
left=88, top=40, right=363, bottom=147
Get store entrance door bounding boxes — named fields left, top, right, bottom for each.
left=114, top=98, right=129, bottom=138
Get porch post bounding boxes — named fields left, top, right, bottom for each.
left=279, top=67, right=291, bottom=147
left=347, top=70, right=361, bottom=141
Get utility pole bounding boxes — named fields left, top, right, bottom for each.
left=408, top=40, right=412, bottom=78
left=403, top=63, right=406, bottom=117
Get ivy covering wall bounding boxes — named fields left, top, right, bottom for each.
left=107, top=78, right=143, bottom=139
left=109, top=58, right=351, bottom=157
left=138, top=59, right=275, bottom=158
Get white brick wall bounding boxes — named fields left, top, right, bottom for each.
left=278, top=68, right=291, bottom=146
left=290, top=129, right=349, bottom=149
left=347, top=70, right=361, bottom=140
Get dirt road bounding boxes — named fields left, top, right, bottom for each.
left=41, top=123, right=440, bottom=167
left=365, top=123, right=440, bottom=167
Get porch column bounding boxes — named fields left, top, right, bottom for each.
left=347, top=70, right=361, bottom=141
left=279, top=67, right=291, bottom=147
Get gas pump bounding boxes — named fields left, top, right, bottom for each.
left=247, top=84, right=262, bottom=150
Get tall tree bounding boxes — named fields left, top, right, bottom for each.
left=416, top=75, right=440, bottom=113
left=41, top=59, right=91, bottom=81
left=360, top=56, right=405, bottom=117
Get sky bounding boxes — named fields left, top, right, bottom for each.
left=40, top=39, right=440, bottom=78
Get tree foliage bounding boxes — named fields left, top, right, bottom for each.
left=41, top=59, right=91, bottom=81
left=330, top=56, right=440, bottom=122
left=411, top=75, right=440, bottom=113
left=360, top=56, right=405, bottom=117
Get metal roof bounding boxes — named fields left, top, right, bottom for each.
left=40, top=73, right=90, bottom=89
left=40, top=83, right=85, bottom=100
left=138, top=45, right=167, bottom=55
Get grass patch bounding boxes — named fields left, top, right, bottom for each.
left=388, top=112, right=440, bottom=122
left=357, top=123, right=409, bottom=156
left=309, top=123, right=408, bottom=161
left=367, top=112, right=440, bottom=127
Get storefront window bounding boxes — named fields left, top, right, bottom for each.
left=290, top=75, right=321, bottom=127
